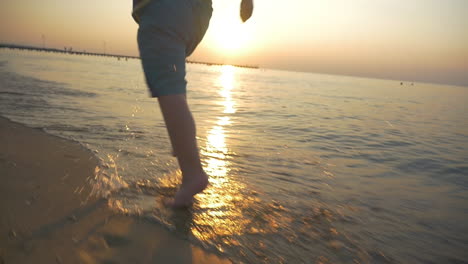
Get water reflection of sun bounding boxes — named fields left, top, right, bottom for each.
left=202, top=65, right=236, bottom=181
left=193, top=65, right=252, bottom=244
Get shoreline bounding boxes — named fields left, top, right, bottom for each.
left=0, top=116, right=230, bottom=264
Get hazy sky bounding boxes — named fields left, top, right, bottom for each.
left=1, top=0, right=467, bottom=86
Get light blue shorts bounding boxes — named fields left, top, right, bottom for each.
left=137, top=0, right=212, bottom=97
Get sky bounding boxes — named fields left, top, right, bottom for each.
left=1, top=0, right=467, bottom=86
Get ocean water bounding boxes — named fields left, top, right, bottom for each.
left=1, top=49, right=467, bottom=263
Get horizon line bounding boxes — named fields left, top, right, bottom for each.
left=1, top=42, right=466, bottom=89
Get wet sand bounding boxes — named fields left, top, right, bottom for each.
left=0, top=116, right=230, bottom=264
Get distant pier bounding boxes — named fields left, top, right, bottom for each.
left=0, top=43, right=259, bottom=69
left=1, top=43, right=137, bottom=60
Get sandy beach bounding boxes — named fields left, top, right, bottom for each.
left=0, top=116, right=230, bottom=264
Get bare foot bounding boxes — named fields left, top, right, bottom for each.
left=164, top=172, right=208, bottom=208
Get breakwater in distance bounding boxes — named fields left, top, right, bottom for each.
left=0, top=43, right=259, bottom=69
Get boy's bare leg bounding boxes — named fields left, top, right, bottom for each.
left=158, top=94, right=208, bottom=208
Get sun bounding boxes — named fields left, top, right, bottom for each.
left=207, top=6, right=253, bottom=56
left=213, top=18, right=248, bottom=53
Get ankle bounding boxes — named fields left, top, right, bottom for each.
left=183, top=170, right=208, bottom=184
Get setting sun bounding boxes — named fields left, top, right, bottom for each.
left=211, top=17, right=250, bottom=53
left=205, top=1, right=255, bottom=56
left=211, top=17, right=249, bottom=55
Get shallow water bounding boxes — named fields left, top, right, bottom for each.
left=1, top=49, right=467, bottom=263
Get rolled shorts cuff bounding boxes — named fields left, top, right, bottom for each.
left=140, top=54, right=187, bottom=97
left=137, top=0, right=212, bottom=97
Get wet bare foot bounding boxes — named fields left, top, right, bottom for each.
left=164, top=172, right=208, bottom=208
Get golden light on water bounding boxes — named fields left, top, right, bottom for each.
left=190, top=66, right=301, bottom=249
left=193, top=65, right=253, bottom=245
left=218, top=65, right=236, bottom=114
left=202, top=65, right=236, bottom=181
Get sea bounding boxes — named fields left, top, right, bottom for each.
left=1, top=49, right=467, bottom=264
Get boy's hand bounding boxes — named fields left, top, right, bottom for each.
left=240, top=0, right=253, bottom=22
